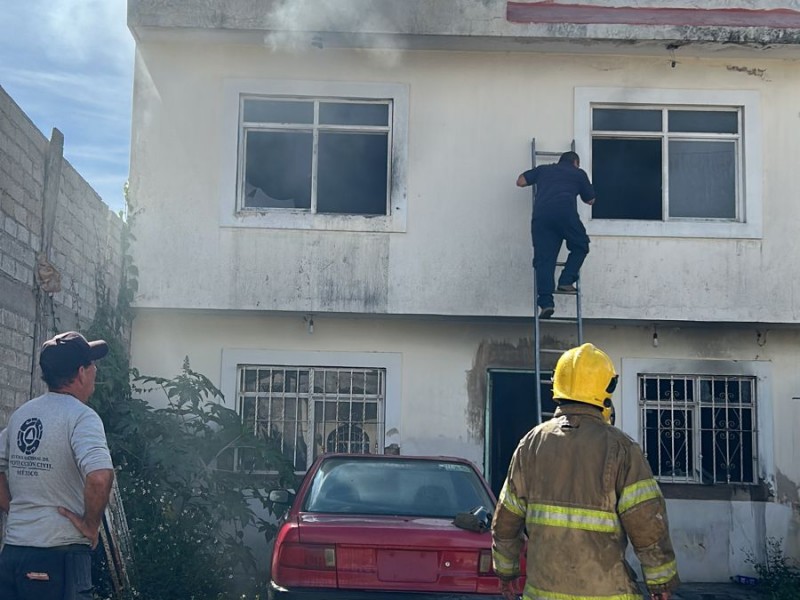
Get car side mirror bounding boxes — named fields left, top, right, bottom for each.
left=269, top=489, right=292, bottom=504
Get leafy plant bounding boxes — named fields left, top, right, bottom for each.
left=86, top=190, right=296, bottom=599
left=747, top=537, right=800, bottom=600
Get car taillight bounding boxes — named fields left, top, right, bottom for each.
left=281, top=544, right=336, bottom=570
left=478, top=549, right=493, bottom=575
left=272, top=524, right=337, bottom=588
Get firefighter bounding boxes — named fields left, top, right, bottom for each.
left=491, top=343, right=679, bottom=600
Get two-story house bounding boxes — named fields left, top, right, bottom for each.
left=127, top=0, right=800, bottom=580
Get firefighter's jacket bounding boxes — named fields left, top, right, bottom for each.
left=491, top=403, right=679, bottom=599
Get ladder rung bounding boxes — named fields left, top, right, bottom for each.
left=540, top=317, right=578, bottom=323
left=554, top=290, right=578, bottom=295
left=540, top=348, right=567, bottom=355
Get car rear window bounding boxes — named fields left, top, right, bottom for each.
left=302, top=458, right=494, bottom=517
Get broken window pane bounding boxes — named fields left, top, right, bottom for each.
left=243, top=131, right=313, bottom=209
left=239, top=97, right=393, bottom=217
left=593, top=108, right=661, bottom=132
left=244, top=130, right=312, bottom=209
left=592, top=138, right=662, bottom=220
left=317, top=132, right=388, bottom=215
left=668, top=110, right=737, bottom=134
left=669, top=140, right=736, bottom=219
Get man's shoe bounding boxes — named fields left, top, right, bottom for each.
left=539, top=306, right=555, bottom=319
left=557, top=284, right=577, bottom=293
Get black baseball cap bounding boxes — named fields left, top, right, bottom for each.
left=39, top=331, right=109, bottom=376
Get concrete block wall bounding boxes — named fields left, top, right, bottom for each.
left=0, top=84, right=124, bottom=426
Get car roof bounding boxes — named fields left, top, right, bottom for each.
left=313, top=453, right=477, bottom=466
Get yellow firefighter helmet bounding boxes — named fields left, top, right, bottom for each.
left=552, top=343, right=618, bottom=424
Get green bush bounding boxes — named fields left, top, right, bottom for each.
left=89, top=352, right=295, bottom=599
left=85, top=195, right=295, bottom=599
left=748, top=537, right=800, bottom=600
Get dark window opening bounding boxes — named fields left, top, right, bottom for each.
left=317, top=132, right=388, bottom=215
left=240, top=96, right=392, bottom=217
left=592, top=138, right=662, bottom=220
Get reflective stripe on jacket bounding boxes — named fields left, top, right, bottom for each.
left=491, top=403, right=679, bottom=597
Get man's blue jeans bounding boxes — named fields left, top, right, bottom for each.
left=532, top=209, right=590, bottom=309
left=0, top=544, right=93, bottom=600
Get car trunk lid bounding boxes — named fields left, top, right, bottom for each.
left=297, top=513, right=493, bottom=592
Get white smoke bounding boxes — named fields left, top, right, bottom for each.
left=263, top=0, right=406, bottom=68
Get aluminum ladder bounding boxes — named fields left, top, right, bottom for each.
left=530, top=138, right=584, bottom=424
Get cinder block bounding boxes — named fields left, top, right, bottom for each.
left=15, top=262, right=33, bottom=285
left=16, top=389, right=30, bottom=408
left=13, top=203, right=26, bottom=224
left=15, top=222, right=30, bottom=246
left=3, top=215, right=15, bottom=237
left=0, top=249, right=15, bottom=278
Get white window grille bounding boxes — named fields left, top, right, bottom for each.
left=639, top=374, right=758, bottom=484
left=238, top=96, right=392, bottom=216
left=235, top=365, right=385, bottom=473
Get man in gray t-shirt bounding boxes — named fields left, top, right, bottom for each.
left=0, top=331, right=114, bottom=600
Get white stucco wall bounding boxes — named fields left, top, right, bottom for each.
left=127, top=21, right=800, bottom=581
left=129, top=310, right=800, bottom=578
left=129, top=41, right=800, bottom=323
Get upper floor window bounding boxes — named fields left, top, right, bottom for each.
left=240, top=97, right=392, bottom=216
left=575, top=88, right=762, bottom=239
left=591, top=107, right=741, bottom=222
left=639, top=374, right=757, bottom=485
left=221, top=80, right=409, bottom=232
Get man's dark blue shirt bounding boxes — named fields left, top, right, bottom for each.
left=522, top=162, right=595, bottom=218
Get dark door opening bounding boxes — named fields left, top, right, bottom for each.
left=487, top=370, right=557, bottom=497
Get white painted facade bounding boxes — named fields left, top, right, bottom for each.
left=127, top=0, right=800, bottom=581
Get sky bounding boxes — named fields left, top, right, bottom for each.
left=1, top=0, right=134, bottom=214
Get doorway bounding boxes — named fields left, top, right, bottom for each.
left=486, top=369, right=557, bottom=497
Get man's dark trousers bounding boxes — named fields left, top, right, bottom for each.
left=0, top=544, right=92, bottom=600
left=532, top=207, right=590, bottom=309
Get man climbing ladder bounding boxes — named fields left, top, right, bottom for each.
left=516, top=151, right=595, bottom=319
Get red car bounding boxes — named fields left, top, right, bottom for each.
left=268, top=453, right=524, bottom=599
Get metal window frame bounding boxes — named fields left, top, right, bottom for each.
left=638, top=373, right=758, bottom=485
left=590, top=104, right=743, bottom=223
left=236, top=364, right=386, bottom=474
left=237, top=95, right=393, bottom=216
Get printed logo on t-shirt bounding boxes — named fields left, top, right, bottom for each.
left=17, top=417, right=43, bottom=455
left=10, top=417, right=52, bottom=477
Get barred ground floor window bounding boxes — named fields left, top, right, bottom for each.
left=232, top=365, right=385, bottom=473
left=638, top=374, right=757, bottom=484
